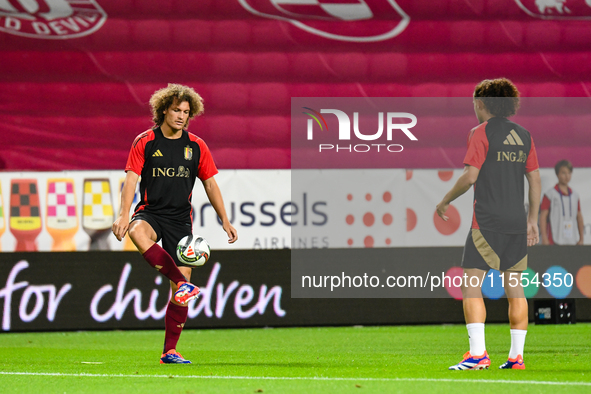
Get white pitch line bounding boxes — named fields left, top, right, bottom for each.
left=0, top=372, right=589, bottom=386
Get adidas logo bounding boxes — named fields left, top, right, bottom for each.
left=152, top=150, right=163, bottom=157
left=503, top=130, right=524, bottom=146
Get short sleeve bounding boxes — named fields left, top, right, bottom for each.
left=125, top=132, right=148, bottom=175
left=196, top=139, right=218, bottom=180
left=541, top=195, right=551, bottom=211
left=463, top=123, right=489, bottom=170
left=525, top=137, right=539, bottom=173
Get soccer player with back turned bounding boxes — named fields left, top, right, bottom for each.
left=436, top=79, right=541, bottom=370
left=112, top=84, right=237, bottom=364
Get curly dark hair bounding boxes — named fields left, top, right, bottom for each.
left=473, top=78, right=520, bottom=118
left=149, top=84, right=204, bottom=127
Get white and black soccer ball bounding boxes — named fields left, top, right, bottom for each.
left=176, top=234, right=210, bottom=266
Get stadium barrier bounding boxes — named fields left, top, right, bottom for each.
left=0, top=248, right=589, bottom=332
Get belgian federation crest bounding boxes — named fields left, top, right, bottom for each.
left=237, top=0, right=409, bottom=42
left=515, top=0, right=591, bottom=19
left=184, top=146, right=193, bottom=161
left=0, top=0, right=107, bottom=39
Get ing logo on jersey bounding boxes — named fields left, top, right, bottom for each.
left=0, top=0, right=107, bottom=39
left=237, top=0, right=410, bottom=42
left=152, top=167, right=190, bottom=178
left=497, top=150, right=527, bottom=163
left=515, top=0, right=591, bottom=19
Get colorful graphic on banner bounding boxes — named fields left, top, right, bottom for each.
left=46, top=178, right=78, bottom=251
left=83, top=178, right=113, bottom=250
left=403, top=169, right=472, bottom=247
left=9, top=179, right=42, bottom=251
left=291, top=169, right=406, bottom=248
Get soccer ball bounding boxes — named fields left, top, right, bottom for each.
left=176, top=234, right=210, bottom=266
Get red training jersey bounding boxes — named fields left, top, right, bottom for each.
left=125, top=127, right=218, bottom=223
left=464, top=117, right=539, bottom=234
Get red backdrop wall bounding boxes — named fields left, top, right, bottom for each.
left=1, top=0, right=590, bottom=170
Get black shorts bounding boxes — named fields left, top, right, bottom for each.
left=462, top=229, right=527, bottom=272
left=131, top=212, right=193, bottom=268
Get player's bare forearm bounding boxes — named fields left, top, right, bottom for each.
left=436, top=165, right=479, bottom=221
left=525, top=169, right=541, bottom=246
left=442, top=166, right=479, bottom=204
left=525, top=169, right=541, bottom=223
left=202, top=177, right=238, bottom=243
left=118, top=171, right=139, bottom=217
left=202, top=177, right=229, bottom=223
left=112, top=171, right=139, bottom=241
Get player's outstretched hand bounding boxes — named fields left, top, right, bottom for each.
left=527, top=219, right=539, bottom=247
left=223, top=221, right=238, bottom=244
left=112, top=215, right=129, bottom=242
left=436, top=201, right=449, bottom=221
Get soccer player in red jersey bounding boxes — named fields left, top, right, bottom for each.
left=436, top=79, right=541, bottom=370
left=112, top=84, right=238, bottom=364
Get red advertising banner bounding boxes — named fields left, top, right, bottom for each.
left=0, top=249, right=589, bottom=332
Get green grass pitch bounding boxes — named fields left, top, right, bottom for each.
left=0, top=324, right=589, bottom=393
